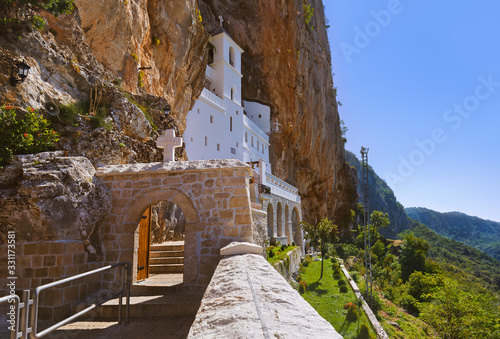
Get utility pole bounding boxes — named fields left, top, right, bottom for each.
left=360, top=146, right=373, bottom=308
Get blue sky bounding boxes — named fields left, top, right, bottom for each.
left=325, top=1, right=500, bottom=222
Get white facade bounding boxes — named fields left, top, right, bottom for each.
left=243, top=100, right=271, bottom=134
left=184, top=30, right=270, bottom=167
left=183, top=29, right=299, bottom=205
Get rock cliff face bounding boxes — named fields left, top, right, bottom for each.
left=0, top=0, right=356, bottom=240
left=199, top=0, right=356, bottom=222
left=0, top=152, right=111, bottom=260
left=73, top=0, right=208, bottom=133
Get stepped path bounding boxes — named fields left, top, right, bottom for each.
left=51, top=241, right=203, bottom=338
left=149, top=241, right=185, bottom=274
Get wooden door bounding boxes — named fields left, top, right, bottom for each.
left=137, top=207, right=151, bottom=281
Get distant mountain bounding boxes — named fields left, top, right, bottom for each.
left=345, top=151, right=411, bottom=238
left=406, top=207, right=500, bottom=262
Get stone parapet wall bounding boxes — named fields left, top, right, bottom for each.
left=0, top=240, right=101, bottom=321
left=251, top=207, right=267, bottom=250
left=272, top=247, right=302, bottom=282
left=188, top=253, right=342, bottom=338
left=340, top=264, right=389, bottom=339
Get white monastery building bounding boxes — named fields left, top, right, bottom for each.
left=183, top=26, right=303, bottom=246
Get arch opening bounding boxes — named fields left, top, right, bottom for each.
left=277, top=202, right=283, bottom=238
left=229, top=46, right=235, bottom=67
left=292, top=207, right=302, bottom=250
left=285, top=204, right=290, bottom=245
left=135, top=201, right=186, bottom=286
left=267, top=203, right=274, bottom=240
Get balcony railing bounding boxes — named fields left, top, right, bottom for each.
left=200, top=88, right=224, bottom=110
left=205, top=65, right=215, bottom=81
left=265, top=172, right=301, bottom=203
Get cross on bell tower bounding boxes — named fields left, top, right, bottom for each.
left=219, top=15, right=224, bottom=27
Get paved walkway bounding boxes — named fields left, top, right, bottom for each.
left=47, top=316, right=194, bottom=339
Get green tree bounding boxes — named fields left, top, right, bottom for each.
left=399, top=233, right=429, bottom=282
left=369, top=210, right=389, bottom=241
left=0, top=0, right=75, bottom=24
left=419, top=281, right=500, bottom=339
left=300, top=218, right=338, bottom=280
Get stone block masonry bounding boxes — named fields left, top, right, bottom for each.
left=188, top=252, right=343, bottom=338
left=96, top=159, right=255, bottom=287
left=0, top=240, right=101, bottom=321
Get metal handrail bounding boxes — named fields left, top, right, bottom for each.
left=29, top=261, right=131, bottom=339
left=0, top=294, right=20, bottom=339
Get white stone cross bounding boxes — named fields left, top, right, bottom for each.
left=157, top=129, right=183, bottom=162
left=219, top=15, right=224, bottom=27
left=272, top=118, right=282, bottom=133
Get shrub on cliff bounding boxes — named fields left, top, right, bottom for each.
left=0, top=106, right=59, bottom=167
left=0, top=0, right=75, bottom=26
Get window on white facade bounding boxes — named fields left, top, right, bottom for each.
left=229, top=46, right=235, bottom=67
left=236, top=110, right=239, bottom=115
left=205, top=136, right=207, bottom=146
left=231, top=87, right=235, bottom=101
left=257, top=140, right=259, bottom=150
left=210, top=115, right=213, bottom=123
left=236, top=142, right=239, bottom=147
left=262, top=145, right=264, bottom=154
left=245, top=132, right=248, bottom=143
left=230, top=116, right=233, bottom=131
left=251, top=136, right=254, bottom=147
left=259, top=114, right=262, bottom=118
left=231, top=147, right=236, bottom=155
left=191, top=137, right=193, bottom=142
left=217, top=143, right=220, bottom=151
left=197, top=108, right=200, bottom=114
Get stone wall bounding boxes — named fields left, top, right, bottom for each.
left=0, top=240, right=101, bottom=321
left=272, top=247, right=302, bottom=283
left=188, top=253, right=342, bottom=338
left=96, top=159, right=255, bottom=287
left=251, top=207, right=267, bottom=250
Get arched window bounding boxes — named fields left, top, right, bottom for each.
left=208, top=47, right=214, bottom=64
left=229, top=46, right=235, bottom=67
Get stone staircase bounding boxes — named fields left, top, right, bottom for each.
left=94, top=288, right=203, bottom=318
left=149, top=242, right=184, bottom=274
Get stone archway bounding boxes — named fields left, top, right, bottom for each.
left=127, top=189, right=198, bottom=285
left=97, top=159, right=255, bottom=288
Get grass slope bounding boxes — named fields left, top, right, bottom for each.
left=299, top=259, right=377, bottom=339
